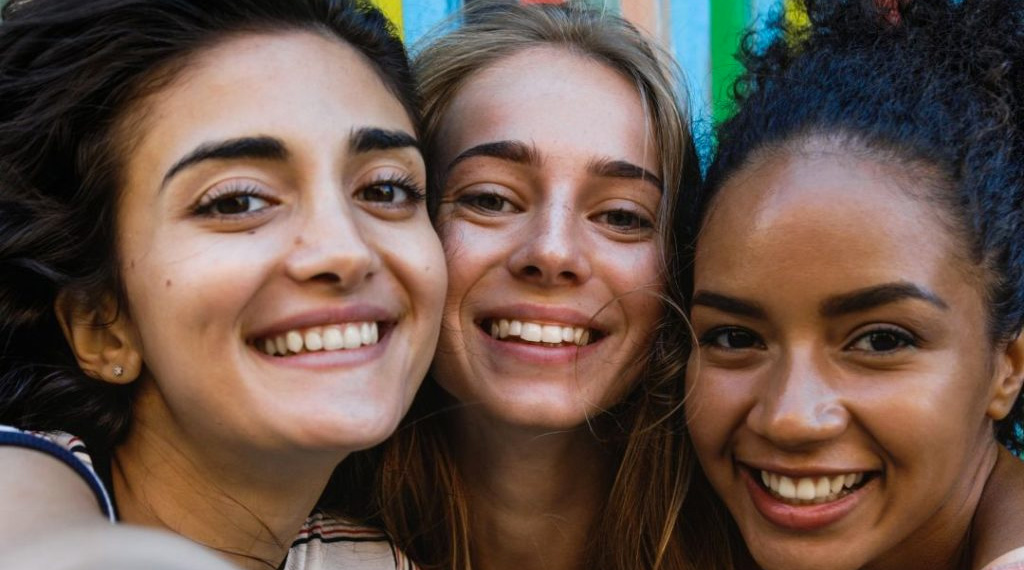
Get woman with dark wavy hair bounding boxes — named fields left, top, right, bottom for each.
left=0, top=0, right=445, bottom=568
left=685, top=1, right=1024, bottom=569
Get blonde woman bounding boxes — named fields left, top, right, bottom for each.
left=336, top=4, right=732, bottom=569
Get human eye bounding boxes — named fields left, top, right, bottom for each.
left=192, top=183, right=276, bottom=218
left=698, top=326, right=765, bottom=351
left=454, top=190, right=519, bottom=214
left=355, top=174, right=425, bottom=207
left=845, top=326, right=918, bottom=354
left=595, top=208, right=654, bottom=233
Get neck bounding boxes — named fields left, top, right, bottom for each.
left=112, top=409, right=340, bottom=569
left=451, top=411, right=616, bottom=570
left=969, top=445, right=1024, bottom=569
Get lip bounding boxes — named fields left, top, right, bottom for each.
left=743, top=465, right=875, bottom=531
left=247, top=305, right=397, bottom=340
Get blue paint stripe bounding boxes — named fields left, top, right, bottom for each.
left=669, top=0, right=712, bottom=158
left=402, top=0, right=460, bottom=47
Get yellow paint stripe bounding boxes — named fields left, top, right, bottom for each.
left=369, top=0, right=404, bottom=40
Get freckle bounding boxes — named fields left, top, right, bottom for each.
left=294, top=236, right=304, bottom=246
left=165, top=279, right=172, bottom=287
left=248, top=230, right=256, bottom=235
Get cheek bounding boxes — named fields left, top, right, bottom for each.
left=376, top=223, right=448, bottom=311
left=611, top=243, right=664, bottom=332
left=685, top=367, right=744, bottom=454
left=439, top=225, right=503, bottom=314
left=120, top=227, right=271, bottom=342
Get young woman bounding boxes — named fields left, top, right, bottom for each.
left=335, top=3, right=732, bottom=569
left=0, top=1, right=445, bottom=568
left=685, top=1, right=1024, bottom=569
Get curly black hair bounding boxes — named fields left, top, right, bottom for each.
left=695, top=0, right=1024, bottom=452
left=0, top=0, right=417, bottom=452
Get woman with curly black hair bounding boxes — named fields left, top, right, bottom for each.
left=684, top=0, right=1024, bottom=569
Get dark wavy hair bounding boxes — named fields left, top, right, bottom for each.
left=0, top=0, right=417, bottom=452
left=695, top=0, right=1024, bottom=452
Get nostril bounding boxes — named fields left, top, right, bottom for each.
left=521, top=265, right=542, bottom=278
left=311, top=272, right=342, bottom=284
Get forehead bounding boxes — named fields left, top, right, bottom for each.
left=696, top=150, right=970, bottom=298
left=120, top=31, right=413, bottom=170
left=435, top=46, right=657, bottom=171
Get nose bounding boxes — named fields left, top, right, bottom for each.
left=507, top=200, right=592, bottom=286
left=746, top=350, right=849, bottom=449
left=284, top=195, right=376, bottom=289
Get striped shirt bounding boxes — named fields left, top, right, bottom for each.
left=0, top=426, right=415, bottom=570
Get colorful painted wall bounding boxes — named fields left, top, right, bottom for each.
left=370, top=0, right=806, bottom=127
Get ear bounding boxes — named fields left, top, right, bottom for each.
left=54, top=290, right=142, bottom=385
left=987, top=329, right=1024, bottom=420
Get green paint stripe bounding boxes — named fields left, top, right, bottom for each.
left=581, top=0, right=620, bottom=14
left=710, top=0, right=750, bottom=124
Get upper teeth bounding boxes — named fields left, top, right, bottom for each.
left=257, top=322, right=378, bottom=356
left=488, top=319, right=591, bottom=346
left=760, top=470, right=865, bottom=504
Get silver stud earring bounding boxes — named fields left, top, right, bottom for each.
left=112, top=364, right=124, bottom=378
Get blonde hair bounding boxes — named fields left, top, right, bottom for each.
left=331, top=3, right=734, bottom=569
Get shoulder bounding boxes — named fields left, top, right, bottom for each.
left=983, top=546, right=1024, bottom=570
left=283, top=511, right=418, bottom=570
left=0, top=425, right=114, bottom=521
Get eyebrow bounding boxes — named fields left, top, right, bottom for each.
left=162, top=136, right=287, bottom=189
left=690, top=291, right=768, bottom=320
left=588, top=158, right=663, bottom=192
left=350, top=127, right=420, bottom=154
left=820, top=282, right=949, bottom=317
left=445, top=140, right=541, bottom=174
left=691, top=282, right=949, bottom=321
left=160, top=128, right=418, bottom=190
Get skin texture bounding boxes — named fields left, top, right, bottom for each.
left=60, top=31, right=445, bottom=568
left=428, top=46, right=664, bottom=570
left=686, top=146, right=1024, bottom=570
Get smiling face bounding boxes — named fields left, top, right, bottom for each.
left=114, top=32, right=446, bottom=459
left=430, top=47, right=664, bottom=431
left=686, top=145, right=1012, bottom=570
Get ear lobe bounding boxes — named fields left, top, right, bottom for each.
left=987, top=329, right=1024, bottom=420
left=54, top=290, right=142, bottom=385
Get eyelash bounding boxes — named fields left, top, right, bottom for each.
left=696, top=325, right=920, bottom=356
left=697, top=326, right=764, bottom=351
left=360, top=173, right=426, bottom=206
left=192, top=184, right=274, bottom=218
left=845, top=325, right=919, bottom=354
left=598, top=208, right=655, bottom=232
left=453, top=190, right=517, bottom=214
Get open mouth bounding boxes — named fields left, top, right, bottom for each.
left=480, top=318, right=602, bottom=347
left=755, top=468, right=875, bottom=505
left=252, top=322, right=386, bottom=356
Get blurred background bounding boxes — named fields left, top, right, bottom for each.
left=371, top=0, right=807, bottom=135
left=0, top=0, right=803, bottom=153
